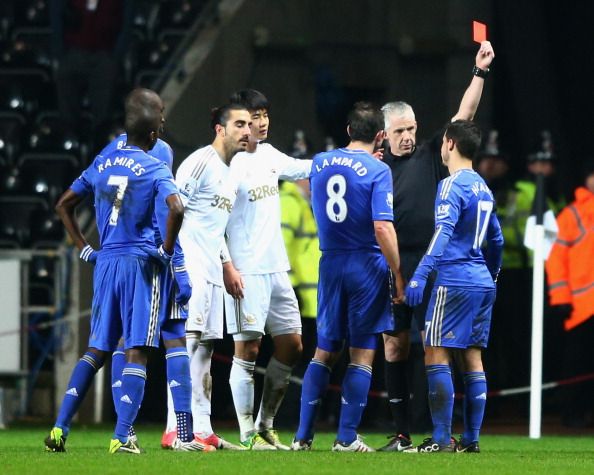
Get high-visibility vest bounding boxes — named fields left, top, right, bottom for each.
left=280, top=181, right=320, bottom=319
left=546, top=187, right=594, bottom=331
left=498, top=180, right=563, bottom=269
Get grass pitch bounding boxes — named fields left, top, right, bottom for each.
left=1, top=425, right=593, bottom=475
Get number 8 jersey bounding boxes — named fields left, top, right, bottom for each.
left=70, top=145, right=178, bottom=252
left=310, top=148, right=394, bottom=252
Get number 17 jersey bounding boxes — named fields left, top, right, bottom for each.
left=310, top=148, right=394, bottom=253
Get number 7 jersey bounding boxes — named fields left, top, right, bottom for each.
left=310, top=148, right=394, bottom=252
left=70, top=145, right=178, bottom=252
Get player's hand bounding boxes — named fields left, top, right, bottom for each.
left=223, top=261, right=244, bottom=299
left=475, top=41, right=494, bottom=70
left=392, top=270, right=406, bottom=304
left=405, top=276, right=426, bottom=307
left=173, top=265, right=192, bottom=306
left=79, top=244, right=98, bottom=264
left=373, top=148, right=384, bottom=161
left=143, top=244, right=173, bottom=267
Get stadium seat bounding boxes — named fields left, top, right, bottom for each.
left=157, top=0, right=205, bottom=30
left=30, top=208, right=64, bottom=248
left=26, top=112, right=86, bottom=157
left=14, top=0, right=50, bottom=29
left=8, top=27, right=53, bottom=72
left=17, top=153, right=80, bottom=204
left=0, top=162, right=24, bottom=196
left=0, top=111, right=27, bottom=164
left=0, top=69, right=53, bottom=119
left=0, top=195, right=49, bottom=247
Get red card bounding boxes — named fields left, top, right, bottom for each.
left=473, top=21, right=487, bottom=43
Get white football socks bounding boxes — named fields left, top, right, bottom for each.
left=188, top=334, right=214, bottom=436
left=255, top=356, right=293, bottom=431
left=229, top=357, right=256, bottom=441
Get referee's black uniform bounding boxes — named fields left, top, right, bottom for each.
left=382, top=130, right=449, bottom=333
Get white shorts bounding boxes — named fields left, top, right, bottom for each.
left=186, top=275, right=224, bottom=340
left=224, top=272, right=302, bottom=340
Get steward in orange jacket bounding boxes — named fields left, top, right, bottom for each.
left=546, top=185, right=594, bottom=331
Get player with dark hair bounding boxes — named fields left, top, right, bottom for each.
left=292, top=102, right=404, bottom=452
left=406, top=120, right=503, bottom=453
left=99, top=107, right=211, bottom=450
left=160, top=103, right=251, bottom=450
left=45, top=88, right=185, bottom=454
left=221, top=89, right=311, bottom=450
left=379, top=41, right=495, bottom=452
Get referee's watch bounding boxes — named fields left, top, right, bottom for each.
left=472, top=65, right=489, bottom=78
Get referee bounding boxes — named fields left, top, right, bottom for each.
left=378, top=41, right=495, bottom=452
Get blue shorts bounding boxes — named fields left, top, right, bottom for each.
left=89, top=253, right=163, bottom=351
left=317, top=251, right=393, bottom=343
left=160, top=268, right=189, bottom=324
left=424, top=286, right=496, bottom=349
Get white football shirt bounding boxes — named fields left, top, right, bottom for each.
left=226, top=143, right=311, bottom=274
left=176, top=145, right=238, bottom=285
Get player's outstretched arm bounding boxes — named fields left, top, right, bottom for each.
left=55, top=188, right=88, bottom=252
left=452, top=41, right=495, bottom=122
left=374, top=220, right=404, bottom=303
left=163, top=194, right=184, bottom=255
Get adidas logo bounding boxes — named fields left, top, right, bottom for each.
left=120, top=395, right=133, bottom=404
left=444, top=331, right=456, bottom=339
left=169, top=380, right=181, bottom=388
left=66, top=387, right=78, bottom=397
left=307, top=398, right=321, bottom=406
left=476, top=392, right=487, bottom=400
left=341, top=396, right=348, bottom=405
left=112, top=380, right=122, bottom=388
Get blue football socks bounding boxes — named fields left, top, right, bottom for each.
left=295, top=359, right=331, bottom=442
left=55, top=351, right=103, bottom=436
left=462, top=371, right=487, bottom=444
left=166, top=347, right=193, bottom=442
left=114, top=363, right=147, bottom=443
left=336, top=363, right=372, bottom=445
left=426, top=364, right=454, bottom=446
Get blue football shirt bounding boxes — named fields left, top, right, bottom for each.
left=310, top=148, right=394, bottom=252
left=418, top=168, right=504, bottom=288
left=99, top=134, right=175, bottom=246
left=70, top=145, right=178, bottom=252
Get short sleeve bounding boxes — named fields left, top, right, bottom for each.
left=371, top=166, right=394, bottom=221
left=69, top=166, right=94, bottom=197
left=154, top=162, right=179, bottom=201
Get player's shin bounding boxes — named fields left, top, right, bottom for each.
left=229, top=357, right=256, bottom=441
left=255, top=357, right=292, bottom=431
left=166, top=347, right=193, bottom=442
left=426, top=364, right=454, bottom=446
left=462, top=372, right=487, bottom=444
left=336, top=364, right=372, bottom=444
left=114, top=363, right=147, bottom=443
left=295, top=359, right=331, bottom=442
left=189, top=338, right=214, bottom=436
left=55, top=351, right=103, bottom=435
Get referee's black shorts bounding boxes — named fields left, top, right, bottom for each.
left=385, top=248, right=436, bottom=336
